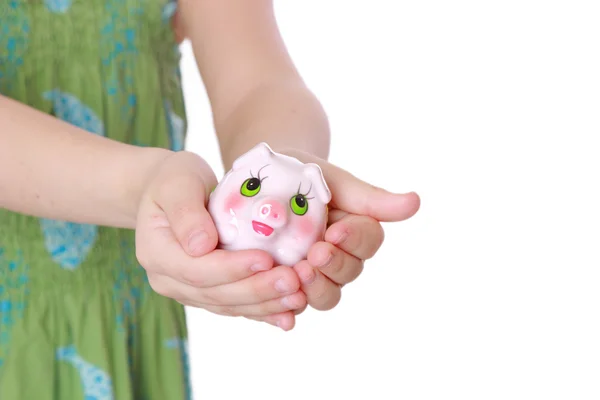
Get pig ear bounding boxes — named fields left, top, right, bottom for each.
left=232, top=142, right=274, bottom=171
left=303, top=163, right=332, bottom=204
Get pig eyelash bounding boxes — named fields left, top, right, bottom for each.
left=296, top=182, right=315, bottom=200
left=250, top=164, right=270, bottom=182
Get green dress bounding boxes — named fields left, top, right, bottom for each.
left=0, top=0, right=191, bottom=398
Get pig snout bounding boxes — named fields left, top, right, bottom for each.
left=256, top=197, right=287, bottom=226
left=251, top=197, right=288, bottom=237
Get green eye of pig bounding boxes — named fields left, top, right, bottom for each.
left=241, top=177, right=261, bottom=197
left=290, top=194, right=308, bottom=215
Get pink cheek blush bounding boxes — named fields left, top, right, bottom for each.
left=293, top=215, right=316, bottom=239
left=224, top=192, right=245, bottom=214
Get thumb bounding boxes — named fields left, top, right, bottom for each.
left=282, top=149, right=420, bottom=222
left=151, top=153, right=219, bottom=256
left=326, top=165, right=421, bottom=222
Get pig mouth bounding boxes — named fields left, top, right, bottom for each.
left=252, top=220, right=274, bottom=237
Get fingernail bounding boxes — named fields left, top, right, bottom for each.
left=250, top=262, right=270, bottom=272
left=318, top=253, right=334, bottom=269
left=188, top=231, right=208, bottom=254
left=275, top=279, right=292, bottom=293
left=275, top=319, right=288, bottom=331
left=300, top=268, right=317, bottom=285
left=281, top=296, right=293, bottom=309
left=332, top=231, right=348, bottom=245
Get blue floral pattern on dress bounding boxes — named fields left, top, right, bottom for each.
left=113, top=239, right=151, bottom=371
left=0, top=249, right=29, bottom=368
left=39, top=220, right=98, bottom=270
left=42, top=90, right=105, bottom=135
left=162, top=0, right=177, bottom=21
left=101, top=0, right=141, bottom=123
left=39, top=90, right=104, bottom=269
left=165, top=337, right=192, bottom=400
left=0, top=0, right=30, bottom=94
left=44, top=0, right=72, bottom=13
left=57, top=345, right=114, bottom=400
left=164, top=100, right=185, bottom=151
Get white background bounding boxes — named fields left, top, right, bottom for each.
left=181, top=2, right=600, bottom=399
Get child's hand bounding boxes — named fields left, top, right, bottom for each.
left=284, top=150, right=421, bottom=312
left=134, top=151, right=306, bottom=330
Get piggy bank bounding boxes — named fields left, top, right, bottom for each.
left=208, top=142, right=331, bottom=266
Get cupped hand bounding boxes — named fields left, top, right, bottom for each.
left=135, top=151, right=305, bottom=330
left=283, top=150, right=421, bottom=312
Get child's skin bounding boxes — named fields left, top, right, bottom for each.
left=0, top=0, right=420, bottom=330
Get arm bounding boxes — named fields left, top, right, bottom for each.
left=0, top=95, right=172, bottom=228
left=178, top=0, right=330, bottom=169
left=178, top=1, right=420, bottom=317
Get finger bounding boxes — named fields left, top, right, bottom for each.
left=294, top=261, right=342, bottom=311
left=307, top=241, right=364, bottom=285
left=324, top=214, right=385, bottom=260
left=136, top=217, right=273, bottom=287
left=197, top=291, right=307, bottom=318
left=247, top=312, right=296, bottom=331
left=175, top=300, right=297, bottom=331
left=327, top=209, right=349, bottom=226
left=147, top=271, right=195, bottom=301
left=294, top=304, right=308, bottom=315
left=180, top=249, right=274, bottom=287
left=151, top=153, right=219, bottom=256
left=282, top=150, right=421, bottom=222
left=197, top=266, right=300, bottom=306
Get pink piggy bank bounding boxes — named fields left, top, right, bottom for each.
left=208, top=142, right=331, bottom=266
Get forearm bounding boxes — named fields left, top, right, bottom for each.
left=0, top=95, right=172, bottom=228
left=215, top=82, right=331, bottom=170
left=179, top=0, right=330, bottom=169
